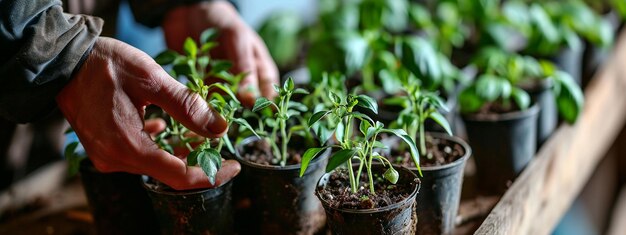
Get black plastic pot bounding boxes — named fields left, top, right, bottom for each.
left=462, top=104, right=539, bottom=194
left=142, top=177, right=234, bottom=235
left=548, top=42, right=584, bottom=86
left=79, top=159, right=158, bottom=235
left=234, top=137, right=330, bottom=235
left=415, top=132, right=471, bottom=235
left=520, top=79, right=557, bottom=148
left=316, top=164, right=420, bottom=235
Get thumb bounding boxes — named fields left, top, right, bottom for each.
left=148, top=73, right=228, bottom=138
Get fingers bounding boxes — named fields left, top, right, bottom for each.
left=253, top=37, right=279, bottom=100
left=142, top=149, right=241, bottom=190
left=145, top=118, right=166, bottom=135
left=227, top=30, right=259, bottom=108
left=148, top=71, right=228, bottom=138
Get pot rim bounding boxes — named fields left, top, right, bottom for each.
left=417, top=132, right=472, bottom=172
left=234, top=136, right=330, bottom=171
left=316, top=165, right=420, bottom=214
left=141, top=176, right=233, bottom=196
left=461, top=103, right=540, bottom=122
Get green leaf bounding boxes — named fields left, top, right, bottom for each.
left=210, top=60, right=233, bottom=73
left=383, top=167, right=399, bottom=184
left=326, top=149, right=359, bottom=173
left=511, top=87, right=531, bottom=110
left=200, top=28, right=218, bottom=44
left=183, top=38, right=198, bottom=59
left=207, top=83, right=239, bottom=103
left=429, top=112, right=452, bottom=136
left=201, top=42, right=218, bottom=53
left=351, top=112, right=375, bottom=126
left=308, top=110, right=331, bottom=127
left=293, top=88, right=310, bottom=95
left=197, top=56, right=209, bottom=70
left=187, top=149, right=201, bottom=166
left=154, top=50, right=178, bottom=65
left=197, top=149, right=222, bottom=185
left=381, top=129, right=421, bottom=176
left=329, top=91, right=341, bottom=105
left=530, top=4, right=559, bottom=44
left=476, top=75, right=501, bottom=102
left=284, top=77, right=295, bottom=91
left=252, top=97, right=273, bottom=112
left=355, top=94, right=378, bottom=114
left=359, top=116, right=372, bottom=136
left=335, top=121, right=345, bottom=143
left=553, top=71, right=584, bottom=123
left=300, top=146, right=331, bottom=177
left=401, top=37, right=442, bottom=89
left=64, top=142, right=81, bottom=176
left=222, top=135, right=235, bottom=154
left=232, top=118, right=259, bottom=138
left=288, top=102, right=308, bottom=112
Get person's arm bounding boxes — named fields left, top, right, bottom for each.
left=0, top=0, right=103, bottom=123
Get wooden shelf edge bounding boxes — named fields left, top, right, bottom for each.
left=475, top=29, right=626, bottom=235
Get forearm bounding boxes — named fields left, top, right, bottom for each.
left=0, top=0, right=103, bottom=123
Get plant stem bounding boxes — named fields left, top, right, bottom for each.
left=280, top=118, right=288, bottom=166
left=343, top=109, right=357, bottom=193
left=367, top=133, right=378, bottom=195
left=279, top=93, right=291, bottom=167
left=348, top=159, right=357, bottom=194
left=419, top=117, right=427, bottom=157
left=216, top=137, right=224, bottom=152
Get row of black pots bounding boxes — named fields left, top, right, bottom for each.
left=78, top=133, right=474, bottom=235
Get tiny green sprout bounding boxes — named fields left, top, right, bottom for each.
left=301, top=91, right=419, bottom=195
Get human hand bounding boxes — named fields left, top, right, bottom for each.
left=56, top=37, right=240, bottom=190
left=162, top=1, right=279, bottom=107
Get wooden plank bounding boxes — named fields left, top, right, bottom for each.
left=475, top=29, right=626, bottom=235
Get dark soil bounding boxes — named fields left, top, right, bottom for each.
left=317, top=168, right=419, bottom=210
left=469, top=100, right=522, bottom=120
left=242, top=139, right=304, bottom=165
left=396, top=135, right=465, bottom=167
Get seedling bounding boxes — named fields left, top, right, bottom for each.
left=301, top=92, right=420, bottom=195
left=388, top=75, right=452, bottom=158
left=250, top=77, right=310, bottom=167
left=470, top=48, right=584, bottom=123
left=152, top=28, right=257, bottom=185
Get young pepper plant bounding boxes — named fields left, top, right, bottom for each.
left=389, top=75, right=453, bottom=158
left=152, top=28, right=257, bottom=185
left=250, top=77, right=310, bottom=167
left=301, top=92, right=420, bottom=195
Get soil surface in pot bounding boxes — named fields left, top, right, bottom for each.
left=396, top=135, right=465, bottom=167
left=318, top=169, right=419, bottom=210
left=241, top=139, right=307, bottom=165
left=469, top=100, right=522, bottom=120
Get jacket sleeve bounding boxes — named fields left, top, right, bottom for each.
left=127, top=0, right=213, bottom=28
left=0, top=0, right=103, bottom=123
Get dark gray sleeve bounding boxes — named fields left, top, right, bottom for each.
left=127, top=0, right=213, bottom=28
left=0, top=0, right=103, bottom=123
